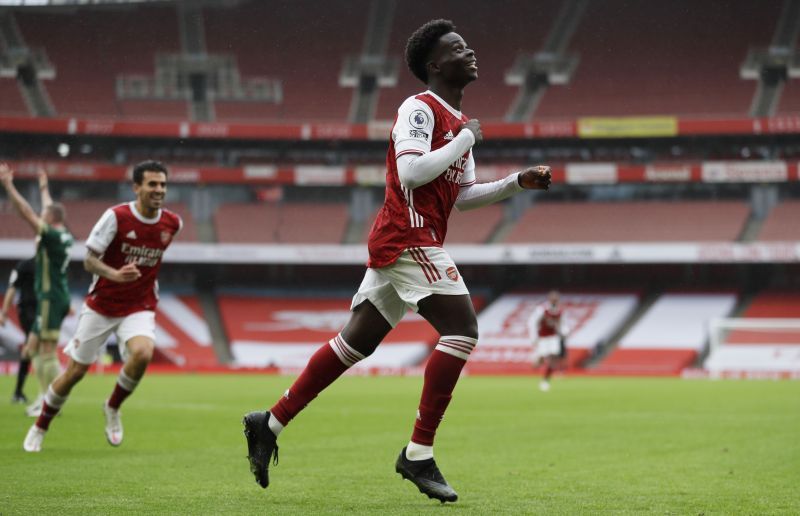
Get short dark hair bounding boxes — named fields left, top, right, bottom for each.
left=47, top=202, right=66, bottom=223
left=132, top=160, right=169, bottom=184
left=405, top=19, right=456, bottom=84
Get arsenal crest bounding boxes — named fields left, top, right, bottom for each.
left=446, top=266, right=459, bottom=282
left=160, top=231, right=172, bottom=245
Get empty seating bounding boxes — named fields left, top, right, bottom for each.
left=0, top=201, right=33, bottom=238
left=203, top=0, right=370, bottom=122
left=0, top=80, right=28, bottom=117
left=468, top=292, right=639, bottom=373
left=535, top=0, right=781, bottom=119
left=218, top=293, right=437, bottom=369
left=447, top=204, right=504, bottom=243
left=215, top=202, right=348, bottom=243
left=15, top=5, right=183, bottom=118
left=596, top=292, right=737, bottom=374
left=757, top=200, right=799, bottom=240
left=777, top=80, right=800, bottom=114
left=505, top=201, right=749, bottom=243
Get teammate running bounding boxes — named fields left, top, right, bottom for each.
left=528, top=291, right=567, bottom=392
left=243, top=19, right=551, bottom=503
left=23, top=160, right=182, bottom=452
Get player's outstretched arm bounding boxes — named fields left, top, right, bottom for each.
left=0, top=163, right=43, bottom=233
left=454, top=165, right=551, bottom=211
left=84, top=249, right=142, bottom=283
left=37, top=167, right=53, bottom=216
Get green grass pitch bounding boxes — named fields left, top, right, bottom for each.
left=1, top=374, right=798, bottom=514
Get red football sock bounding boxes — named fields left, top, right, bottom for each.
left=544, top=364, right=554, bottom=380
left=411, top=336, right=477, bottom=446
left=108, top=370, right=140, bottom=410
left=35, top=401, right=61, bottom=431
left=270, top=335, right=362, bottom=426
left=107, top=383, right=133, bottom=410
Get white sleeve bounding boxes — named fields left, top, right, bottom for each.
left=396, top=131, right=475, bottom=189
left=86, top=209, right=117, bottom=255
left=455, top=172, right=524, bottom=211
left=393, top=98, right=434, bottom=156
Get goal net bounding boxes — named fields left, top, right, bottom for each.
left=705, top=318, right=800, bottom=378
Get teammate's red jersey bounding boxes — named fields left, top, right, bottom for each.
left=85, top=202, right=182, bottom=317
left=367, top=91, right=476, bottom=268
left=538, top=306, right=563, bottom=337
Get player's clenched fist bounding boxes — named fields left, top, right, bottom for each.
left=115, top=263, right=142, bottom=283
left=460, top=119, right=483, bottom=144
left=518, top=165, right=552, bottom=190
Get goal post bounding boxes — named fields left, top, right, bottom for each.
left=706, top=318, right=800, bottom=378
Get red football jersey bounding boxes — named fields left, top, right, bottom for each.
left=538, top=306, right=563, bottom=337
left=85, top=202, right=182, bottom=317
left=367, top=91, right=475, bottom=268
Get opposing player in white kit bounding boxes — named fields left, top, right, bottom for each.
left=528, top=291, right=567, bottom=392
left=24, top=160, right=182, bottom=452
left=243, top=19, right=551, bottom=502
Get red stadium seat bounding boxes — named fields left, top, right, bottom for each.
left=505, top=201, right=749, bottom=243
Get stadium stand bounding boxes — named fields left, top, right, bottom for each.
left=0, top=80, right=29, bottom=117
left=504, top=201, right=750, bottom=243
left=468, top=292, right=639, bottom=374
left=15, top=6, right=185, bottom=118
left=0, top=201, right=31, bottom=238
left=777, top=80, right=800, bottom=114
left=535, top=0, right=782, bottom=119
left=595, top=293, right=737, bottom=375
left=214, top=202, right=348, bottom=243
left=203, top=0, right=369, bottom=122
left=217, top=294, right=438, bottom=370
left=757, top=200, right=799, bottom=240
left=445, top=204, right=504, bottom=244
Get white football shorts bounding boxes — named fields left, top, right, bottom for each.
left=63, top=304, right=156, bottom=365
left=351, top=246, right=469, bottom=327
left=533, top=335, right=561, bottom=361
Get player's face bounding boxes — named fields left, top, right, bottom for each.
left=431, top=32, right=477, bottom=86
left=549, top=292, right=559, bottom=306
left=134, top=171, right=167, bottom=212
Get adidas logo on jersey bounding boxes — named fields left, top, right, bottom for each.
left=126, top=230, right=137, bottom=240
left=443, top=130, right=454, bottom=140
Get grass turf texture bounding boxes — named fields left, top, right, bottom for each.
left=1, top=374, right=798, bottom=514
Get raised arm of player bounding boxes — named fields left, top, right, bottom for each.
left=38, top=167, right=53, bottom=216
left=84, top=249, right=141, bottom=283
left=0, top=163, right=43, bottom=234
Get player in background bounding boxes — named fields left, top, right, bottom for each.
left=23, top=160, right=182, bottom=452
left=0, top=165, right=73, bottom=416
left=528, top=291, right=567, bottom=392
left=243, top=19, right=551, bottom=503
left=1, top=257, right=36, bottom=403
